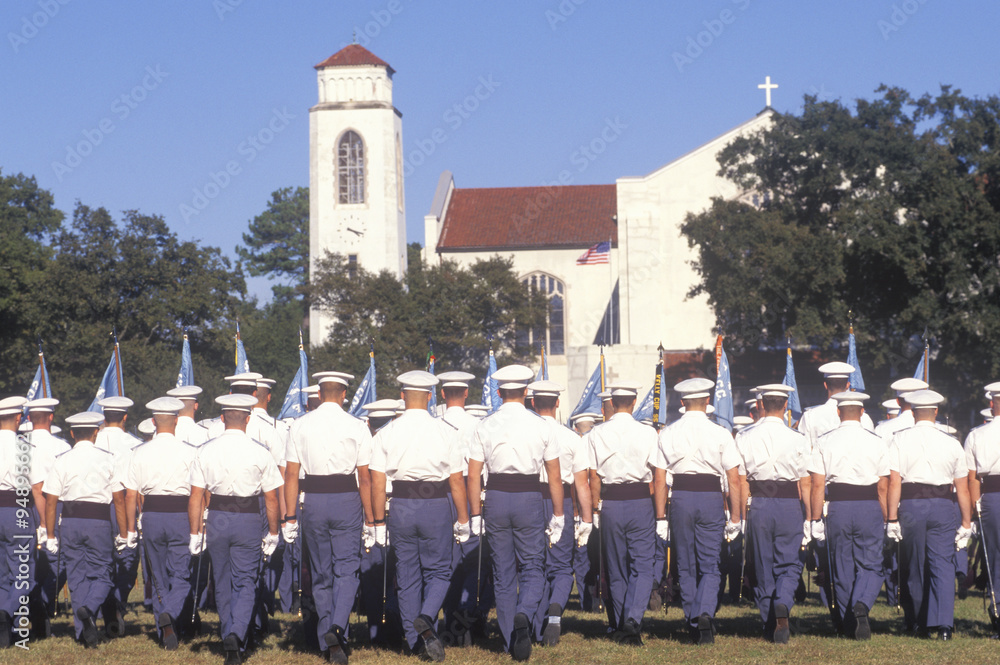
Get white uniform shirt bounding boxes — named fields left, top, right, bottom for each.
left=588, top=412, right=657, bottom=484
left=807, top=420, right=889, bottom=484
left=889, top=421, right=967, bottom=485
left=540, top=415, right=589, bottom=485
left=442, top=406, right=479, bottom=474
left=125, top=433, right=200, bottom=496
left=875, top=409, right=914, bottom=442
left=657, top=411, right=742, bottom=478
left=735, top=416, right=809, bottom=482
left=286, top=402, right=373, bottom=475
left=24, top=429, right=70, bottom=478
left=1, top=431, right=46, bottom=490
left=211, top=409, right=285, bottom=469
left=95, top=426, right=142, bottom=459
left=370, top=409, right=463, bottom=482
left=797, top=399, right=875, bottom=449
left=965, top=420, right=1000, bottom=477
left=469, top=402, right=560, bottom=473
left=189, top=430, right=282, bottom=497
left=43, top=440, right=125, bottom=502
left=176, top=416, right=209, bottom=446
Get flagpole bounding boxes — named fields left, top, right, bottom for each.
left=112, top=330, right=124, bottom=397
left=235, top=321, right=240, bottom=369
left=37, top=341, right=48, bottom=399
left=786, top=340, right=792, bottom=427
left=599, top=346, right=606, bottom=392
left=608, top=235, right=614, bottom=346
left=922, top=343, right=929, bottom=384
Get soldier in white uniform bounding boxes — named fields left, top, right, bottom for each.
left=282, top=371, right=375, bottom=665
left=42, top=411, right=129, bottom=649
left=734, top=384, right=811, bottom=644
left=875, top=377, right=928, bottom=441
left=166, top=385, right=210, bottom=446
left=808, top=392, right=888, bottom=640
left=885, top=389, right=972, bottom=641
left=588, top=381, right=653, bottom=645
left=188, top=394, right=282, bottom=665
left=528, top=380, right=592, bottom=646
left=797, top=362, right=875, bottom=448
left=369, top=370, right=470, bottom=661
left=655, top=378, right=742, bottom=645
left=966, top=381, right=1000, bottom=635
left=125, top=396, right=200, bottom=649
left=467, top=364, right=564, bottom=662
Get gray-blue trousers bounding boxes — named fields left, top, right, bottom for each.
left=142, top=511, right=191, bottom=637
left=602, top=497, right=655, bottom=629
left=827, top=500, right=883, bottom=623
left=749, top=497, right=805, bottom=625
left=671, top=490, right=724, bottom=626
left=207, top=510, right=261, bottom=644
left=0, top=506, right=35, bottom=617
left=534, top=495, right=574, bottom=640
left=61, top=516, right=113, bottom=640
left=898, top=497, right=959, bottom=629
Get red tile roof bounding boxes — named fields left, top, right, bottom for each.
left=437, top=185, right=617, bottom=251
left=315, top=44, right=394, bottom=73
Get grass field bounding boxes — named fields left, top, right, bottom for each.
left=10, top=578, right=1000, bottom=665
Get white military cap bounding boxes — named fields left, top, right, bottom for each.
left=0, top=396, right=28, bottom=417
left=145, top=396, right=185, bottom=415
left=438, top=371, right=476, bottom=388
left=215, top=394, right=258, bottom=412
left=598, top=390, right=612, bottom=402
left=608, top=381, right=642, bottom=397
left=224, top=372, right=263, bottom=388
left=465, top=404, right=489, bottom=418
left=754, top=383, right=794, bottom=398
left=890, top=377, right=928, bottom=394
left=527, top=380, right=563, bottom=397
left=818, top=361, right=856, bottom=378
left=832, top=391, right=869, bottom=408
left=99, top=396, right=134, bottom=412
left=137, top=418, right=156, bottom=436
left=881, top=399, right=900, bottom=413
left=679, top=403, right=716, bottom=415
left=984, top=381, right=1000, bottom=398
left=17, top=422, right=32, bottom=433
left=939, top=424, right=958, bottom=436
left=312, top=371, right=354, bottom=386
left=397, top=370, right=439, bottom=392
left=51, top=425, right=61, bottom=435
left=256, top=378, right=276, bottom=389
left=25, top=397, right=59, bottom=412
left=571, top=412, right=599, bottom=425
left=490, top=364, right=534, bottom=390
left=395, top=399, right=406, bottom=414
left=166, top=385, right=203, bottom=400
left=734, top=415, right=754, bottom=427
left=744, top=397, right=759, bottom=408
left=905, top=389, right=944, bottom=409
left=65, top=411, right=105, bottom=428
left=303, top=385, right=320, bottom=397
left=363, top=399, right=399, bottom=419
left=983, top=408, right=994, bottom=422
left=674, top=377, right=715, bottom=400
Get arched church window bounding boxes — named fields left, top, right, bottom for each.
left=520, top=273, right=566, bottom=356
left=337, top=130, right=365, bottom=204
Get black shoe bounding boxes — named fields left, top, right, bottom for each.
left=773, top=604, right=790, bottom=644
left=158, top=612, right=178, bottom=651
left=957, top=573, right=968, bottom=600
left=852, top=602, right=870, bottom=641
left=619, top=618, right=642, bottom=646
left=511, top=612, right=532, bottom=661
left=76, top=607, right=99, bottom=648
left=938, top=626, right=953, bottom=641
left=324, top=626, right=349, bottom=665
left=102, top=599, right=124, bottom=638
left=28, top=596, right=50, bottom=640
left=697, top=613, right=714, bottom=645
left=541, top=603, right=561, bottom=647
left=414, top=614, right=445, bottom=662
left=223, top=633, right=241, bottom=665
left=0, top=610, right=10, bottom=648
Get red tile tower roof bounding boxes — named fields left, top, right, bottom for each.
left=315, top=44, right=394, bottom=74
left=437, top=185, right=617, bottom=251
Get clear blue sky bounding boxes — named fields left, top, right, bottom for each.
left=3, top=1, right=998, bottom=300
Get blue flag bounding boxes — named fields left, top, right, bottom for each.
left=846, top=330, right=865, bottom=391
left=913, top=343, right=929, bottom=383
left=349, top=351, right=377, bottom=417
left=176, top=334, right=194, bottom=388
left=278, top=345, right=309, bottom=420
left=633, top=386, right=654, bottom=421
left=88, top=342, right=123, bottom=412
left=783, top=345, right=803, bottom=423
left=571, top=353, right=605, bottom=420
left=482, top=348, right=499, bottom=413
left=535, top=346, right=549, bottom=381
left=427, top=349, right=437, bottom=415
left=235, top=323, right=250, bottom=373
left=656, top=363, right=668, bottom=425
left=712, top=339, right=734, bottom=431
left=26, top=352, right=51, bottom=403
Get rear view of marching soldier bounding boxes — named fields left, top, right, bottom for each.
left=966, top=382, right=1000, bottom=634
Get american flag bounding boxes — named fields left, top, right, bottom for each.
left=576, top=241, right=611, bottom=265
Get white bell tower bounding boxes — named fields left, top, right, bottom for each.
left=309, top=44, right=407, bottom=343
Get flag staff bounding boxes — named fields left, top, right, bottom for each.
left=112, top=329, right=123, bottom=397
left=37, top=338, right=48, bottom=399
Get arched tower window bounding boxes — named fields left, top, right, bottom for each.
left=337, top=130, right=365, bottom=204
left=518, top=273, right=565, bottom=355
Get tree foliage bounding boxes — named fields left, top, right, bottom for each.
left=236, top=186, right=309, bottom=300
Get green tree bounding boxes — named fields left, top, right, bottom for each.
left=237, top=186, right=309, bottom=301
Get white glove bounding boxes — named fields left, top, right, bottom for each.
left=281, top=520, right=298, bottom=543
left=810, top=520, right=826, bottom=542
left=886, top=521, right=902, bottom=542
left=45, top=538, right=59, bottom=555
left=363, top=524, right=376, bottom=550
left=956, top=525, right=974, bottom=551
left=592, top=511, right=600, bottom=530
left=114, top=534, right=128, bottom=552
left=800, top=520, right=811, bottom=548
left=546, top=514, right=564, bottom=546
left=374, top=524, right=388, bottom=548
left=36, top=525, right=47, bottom=544
left=656, top=519, right=670, bottom=542
left=724, top=519, right=742, bottom=542
left=575, top=520, right=594, bottom=548
left=262, top=532, right=279, bottom=557
left=470, top=515, right=484, bottom=536
left=454, top=521, right=471, bottom=544
left=189, top=533, right=205, bottom=556
left=137, top=513, right=143, bottom=531
left=203, top=507, right=209, bottom=522
left=126, top=531, right=138, bottom=549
